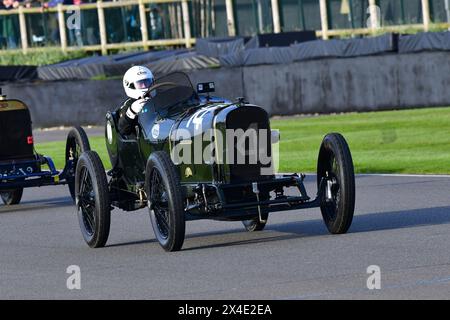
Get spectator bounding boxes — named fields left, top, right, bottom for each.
left=149, top=4, right=163, bottom=40
left=1, top=0, right=20, bottom=49
left=0, top=1, right=4, bottom=48
left=126, top=4, right=140, bottom=42
left=43, top=0, right=74, bottom=8
left=40, top=1, right=59, bottom=45
left=41, top=0, right=75, bottom=45
left=80, top=0, right=100, bottom=46
left=23, top=0, right=41, bottom=8
left=23, top=0, right=44, bottom=47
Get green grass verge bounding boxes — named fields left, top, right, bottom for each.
left=0, top=48, right=88, bottom=66
left=37, top=136, right=110, bottom=171
left=35, top=107, right=450, bottom=174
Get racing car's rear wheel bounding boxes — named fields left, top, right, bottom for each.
left=66, top=126, right=91, bottom=202
left=242, top=218, right=266, bottom=232
left=1, top=188, right=23, bottom=205
left=317, top=133, right=355, bottom=234
left=75, top=151, right=110, bottom=248
left=146, top=151, right=185, bottom=252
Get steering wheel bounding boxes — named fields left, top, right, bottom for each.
left=142, top=82, right=178, bottom=99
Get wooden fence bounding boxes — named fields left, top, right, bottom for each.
left=0, top=0, right=449, bottom=55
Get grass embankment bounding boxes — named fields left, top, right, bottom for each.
left=35, top=107, right=450, bottom=174
left=0, top=48, right=88, bottom=66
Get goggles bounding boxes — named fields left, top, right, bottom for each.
left=134, top=78, right=154, bottom=89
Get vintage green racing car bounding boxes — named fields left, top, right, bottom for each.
left=74, top=72, right=355, bottom=251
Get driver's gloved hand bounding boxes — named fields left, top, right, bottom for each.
left=126, top=98, right=147, bottom=120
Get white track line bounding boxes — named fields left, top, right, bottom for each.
left=279, top=173, right=450, bottom=178
left=357, top=173, right=450, bottom=178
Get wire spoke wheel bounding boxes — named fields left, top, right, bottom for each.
left=149, top=169, right=170, bottom=239
left=317, top=133, right=355, bottom=234
left=1, top=188, right=23, bottom=206
left=75, top=151, right=110, bottom=248
left=242, top=217, right=267, bottom=232
left=146, top=151, right=185, bottom=252
left=322, top=155, right=341, bottom=221
left=66, top=126, right=90, bottom=202
left=78, top=167, right=96, bottom=236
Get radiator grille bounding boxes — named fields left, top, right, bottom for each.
left=226, top=106, right=272, bottom=183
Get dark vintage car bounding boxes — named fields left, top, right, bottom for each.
left=0, top=89, right=90, bottom=205
left=75, top=72, right=355, bottom=251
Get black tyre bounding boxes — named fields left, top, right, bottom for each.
left=242, top=218, right=266, bottom=232
left=66, top=126, right=91, bottom=202
left=317, top=133, right=355, bottom=234
left=75, top=151, right=110, bottom=248
left=146, top=151, right=185, bottom=252
left=1, top=188, right=23, bottom=205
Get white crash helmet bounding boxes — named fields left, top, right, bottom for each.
left=123, top=66, right=155, bottom=100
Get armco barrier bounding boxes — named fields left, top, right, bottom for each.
left=2, top=51, right=450, bottom=128
left=243, top=51, right=450, bottom=115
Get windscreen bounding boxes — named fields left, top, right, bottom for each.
left=148, top=72, right=197, bottom=112
left=138, top=72, right=199, bottom=135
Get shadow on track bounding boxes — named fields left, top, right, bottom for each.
left=184, top=206, right=450, bottom=251
left=0, top=196, right=73, bottom=214
left=351, top=205, right=450, bottom=233
left=267, top=205, right=450, bottom=235
left=107, top=206, right=450, bottom=250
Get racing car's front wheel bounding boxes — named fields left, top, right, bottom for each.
left=146, top=151, right=185, bottom=252
left=317, top=133, right=355, bottom=234
left=1, top=188, right=23, bottom=205
left=66, top=126, right=91, bottom=202
left=75, top=151, right=111, bottom=248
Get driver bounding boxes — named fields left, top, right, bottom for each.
left=118, top=66, right=155, bottom=135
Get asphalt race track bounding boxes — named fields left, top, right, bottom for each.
left=1, top=173, right=450, bottom=299
left=34, top=127, right=104, bottom=143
